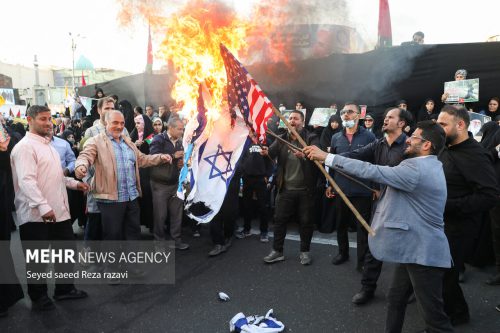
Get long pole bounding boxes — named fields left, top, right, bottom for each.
left=271, top=107, right=375, bottom=236
left=265, top=129, right=377, bottom=194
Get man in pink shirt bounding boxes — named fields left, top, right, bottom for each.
left=10, top=105, right=89, bottom=311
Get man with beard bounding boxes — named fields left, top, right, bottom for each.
left=437, top=105, right=499, bottom=326
left=304, top=120, right=454, bottom=333
left=337, top=107, right=412, bottom=305
left=11, top=105, right=90, bottom=311
left=260, top=110, right=319, bottom=265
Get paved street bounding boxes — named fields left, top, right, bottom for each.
left=1, top=221, right=499, bottom=333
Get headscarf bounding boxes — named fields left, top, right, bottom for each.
left=134, top=115, right=145, bottom=141
left=130, top=114, right=154, bottom=144
left=319, top=114, right=343, bottom=150
left=152, top=117, right=164, bottom=134
left=455, top=69, right=468, bottom=79
left=480, top=121, right=500, bottom=150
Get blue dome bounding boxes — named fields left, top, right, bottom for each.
left=75, top=55, right=94, bottom=70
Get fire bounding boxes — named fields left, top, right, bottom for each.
left=158, top=0, right=249, bottom=127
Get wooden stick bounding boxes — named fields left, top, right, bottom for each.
left=266, top=130, right=377, bottom=194
left=270, top=107, right=375, bottom=236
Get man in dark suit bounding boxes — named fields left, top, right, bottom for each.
left=305, top=120, right=454, bottom=333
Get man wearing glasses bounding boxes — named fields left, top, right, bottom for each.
left=328, top=103, right=376, bottom=268
left=304, top=120, right=454, bottom=333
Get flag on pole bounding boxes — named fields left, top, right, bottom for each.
left=144, top=133, right=154, bottom=145
left=81, top=71, right=87, bottom=86
left=145, top=24, right=153, bottom=74
left=184, top=105, right=249, bottom=223
left=377, top=0, right=392, bottom=48
left=16, top=110, right=20, bottom=118
left=220, top=44, right=274, bottom=143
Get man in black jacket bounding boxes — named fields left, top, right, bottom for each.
left=149, top=116, right=189, bottom=250
left=261, top=110, right=319, bottom=265
left=437, top=105, right=499, bottom=326
left=237, top=131, right=273, bottom=242
left=343, top=107, right=412, bottom=305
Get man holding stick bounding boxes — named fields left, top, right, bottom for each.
left=304, top=120, right=454, bottom=333
left=261, top=110, right=319, bottom=265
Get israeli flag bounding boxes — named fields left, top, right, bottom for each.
left=185, top=106, right=249, bottom=223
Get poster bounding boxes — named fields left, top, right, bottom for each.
left=308, top=108, right=337, bottom=127
left=444, top=78, right=479, bottom=103
left=468, top=111, right=491, bottom=136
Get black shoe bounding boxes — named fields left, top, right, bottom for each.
left=352, top=290, right=374, bottom=305
left=485, top=273, right=500, bottom=285
left=208, top=244, right=227, bottom=257
left=450, top=313, right=470, bottom=326
left=174, top=241, right=190, bottom=250
left=332, top=254, right=349, bottom=265
left=53, top=288, right=88, bottom=301
left=32, top=295, right=55, bottom=311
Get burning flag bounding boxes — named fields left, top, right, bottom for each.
left=220, top=44, right=273, bottom=143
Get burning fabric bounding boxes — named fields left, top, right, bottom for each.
left=229, top=309, right=285, bottom=333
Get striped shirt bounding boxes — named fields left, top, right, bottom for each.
left=98, top=134, right=138, bottom=202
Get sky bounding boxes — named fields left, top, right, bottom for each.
left=1, top=0, right=499, bottom=74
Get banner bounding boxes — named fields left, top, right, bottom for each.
left=444, top=78, right=479, bottom=103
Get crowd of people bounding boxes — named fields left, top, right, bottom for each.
left=1, top=70, right=500, bottom=332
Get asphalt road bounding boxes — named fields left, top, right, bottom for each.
left=1, top=222, right=499, bottom=333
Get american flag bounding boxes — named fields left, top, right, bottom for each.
left=220, top=44, right=274, bottom=143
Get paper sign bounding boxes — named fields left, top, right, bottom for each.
left=444, top=78, right=479, bottom=103
left=308, top=108, right=337, bottom=126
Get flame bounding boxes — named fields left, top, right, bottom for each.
left=155, top=0, right=249, bottom=130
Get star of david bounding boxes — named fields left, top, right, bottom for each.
left=203, top=144, right=233, bottom=182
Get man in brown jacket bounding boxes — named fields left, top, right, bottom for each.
left=75, top=111, right=171, bottom=241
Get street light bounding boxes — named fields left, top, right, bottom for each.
left=69, top=32, right=80, bottom=89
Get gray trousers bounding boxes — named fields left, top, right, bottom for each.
left=150, top=181, right=183, bottom=242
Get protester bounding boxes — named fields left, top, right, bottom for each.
left=118, top=100, right=135, bottom=134
left=363, top=114, right=380, bottom=137
left=319, top=114, right=342, bottom=150
left=417, top=98, right=439, bottom=122
left=481, top=97, right=500, bottom=119
left=437, top=105, right=499, bottom=326
left=0, top=124, right=23, bottom=317
left=341, top=107, right=412, bottom=305
left=237, top=130, right=273, bottom=242
left=134, top=106, right=143, bottom=117
left=261, top=110, right=319, bottom=265
left=130, top=114, right=155, bottom=231
left=11, top=105, right=89, bottom=311
left=401, top=31, right=425, bottom=45
left=479, top=121, right=500, bottom=286
left=304, top=120, right=454, bottom=333
left=149, top=116, right=189, bottom=250
left=89, top=88, right=105, bottom=122
left=145, top=105, right=156, bottom=119
left=328, top=103, right=376, bottom=268
left=208, top=168, right=241, bottom=256
left=75, top=111, right=171, bottom=243
left=152, top=117, right=164, bottom=135
left=158, top=105, right=170, bottom=126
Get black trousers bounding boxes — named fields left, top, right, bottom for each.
left=242, top=176, right=269, bottom=233
left=273, top=189, right=314, bottom=252
left=210, top=190, right=239, bottom=246
left=19, top=220, right=76, bottom=301
left=97, top=199, right=141, bottom=240
left=442, top=232, right=470, bottom=319
left=386, top=263, right=453, bottom=333
left=361, top=248, right=383, bottom=292
left=335, top=196, right=372, bottom=265
left=491, top=204, right=500, bottom=272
